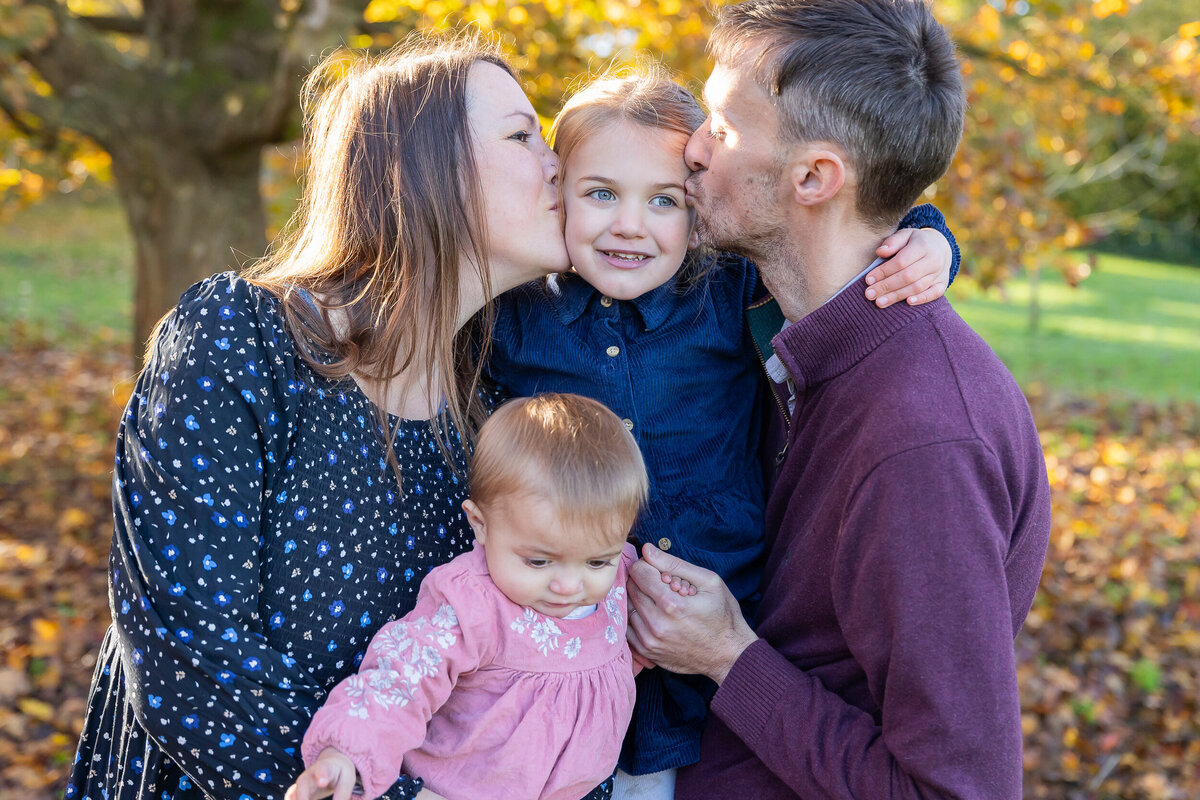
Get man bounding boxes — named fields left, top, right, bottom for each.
left=624, top=1, right=1052, bottom=798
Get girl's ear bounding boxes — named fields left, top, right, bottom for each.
left=462, top=499, right=487, bottom=544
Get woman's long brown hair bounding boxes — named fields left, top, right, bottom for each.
left=244, top=33, right=514, bottom=489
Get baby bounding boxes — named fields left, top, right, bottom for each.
left=289, top=393, right=679, bottom=800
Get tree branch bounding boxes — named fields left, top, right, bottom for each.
left=77, top=15, right=144, bottom=35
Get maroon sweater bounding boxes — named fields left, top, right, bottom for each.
left=676, top=284, right=1051, bottom=799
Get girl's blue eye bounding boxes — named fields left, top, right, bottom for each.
left=588, top=188, right=615, bottom=202
left=651, top=195, right=678, bottom=208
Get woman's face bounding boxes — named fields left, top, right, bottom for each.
left=466, top=62, right=568, bottom=292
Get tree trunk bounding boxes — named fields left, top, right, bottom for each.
left=110, top=141, right=268, bottom=366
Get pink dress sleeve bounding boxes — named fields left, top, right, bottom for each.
left=300, top=562, right=486, bottom=800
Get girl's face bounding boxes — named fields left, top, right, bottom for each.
left=467, top=62, right=569, bottom=292
left=561, top=120, right=694, bottom=301
left=464, top=495, right=627, bottom=619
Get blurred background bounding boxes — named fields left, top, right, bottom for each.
left=0, top=0, right=1197, bottom=797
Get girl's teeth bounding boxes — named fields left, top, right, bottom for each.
left=604, top=251, right=646, bottom=262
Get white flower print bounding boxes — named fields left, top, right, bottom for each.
left=346, top=605, right=459, bottom=717
left=605, top=626, right=618, bottom=645
left=564, top=637, right=582, bottom=659
left=510, top=609, right=571, bottom=656
left=605, top=586, right=626, bottom=631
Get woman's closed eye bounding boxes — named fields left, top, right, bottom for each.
left=508, top=130, right=533, bottom=143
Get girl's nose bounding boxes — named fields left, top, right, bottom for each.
left=610, top=203, right=646, bottom=238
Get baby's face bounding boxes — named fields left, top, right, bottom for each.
left=561, top=120, right=694, bottom=300
left=466, top=495, right=627, bottom=619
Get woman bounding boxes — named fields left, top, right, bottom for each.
left=65, top=35, right=582, bottom=800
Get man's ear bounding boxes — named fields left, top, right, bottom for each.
left=789, top=147, right=846, bottom=207
left=462, top=499, right=487, bottom=544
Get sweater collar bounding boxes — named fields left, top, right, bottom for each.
left=771, top=277, right=946, bottom=392
left=545, top=271, right=678, bottom=331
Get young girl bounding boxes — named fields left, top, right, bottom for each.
left=288, top=394, right=657, bottom=800
left=487, top=68, right=960, bottom=796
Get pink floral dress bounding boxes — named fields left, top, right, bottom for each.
left=302, top=542, right=638, bottom=800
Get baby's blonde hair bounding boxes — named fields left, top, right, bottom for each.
left=470, top=394, right=648, bottom=542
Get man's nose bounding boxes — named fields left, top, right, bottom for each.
left=685, top=116, right=713, bottom=173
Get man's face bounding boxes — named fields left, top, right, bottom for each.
left=684, top=61, right=790, bottom=257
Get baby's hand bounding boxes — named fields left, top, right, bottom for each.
left=865, top=227, right=952, bottom=308
left=285, top=747, right=358, bottom=800
left=661, top=571, right=698, bottom=597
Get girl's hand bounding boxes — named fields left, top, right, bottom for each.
left=285, top=748, right=358, bottom=800
left=865, top=227, right=952, bottom=308
left=661, top=571, right=698, bottom=597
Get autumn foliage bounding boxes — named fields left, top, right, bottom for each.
left=1, top=329, right=1198, bottom=798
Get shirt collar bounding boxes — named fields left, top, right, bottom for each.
left=771, top=274, right=945, bottom=392
left=545, top=271, right=680, bottom=331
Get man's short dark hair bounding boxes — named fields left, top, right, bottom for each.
left=710, top=0, right=965, bottom=229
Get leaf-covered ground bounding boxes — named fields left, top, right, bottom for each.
left=1, top=333, right=1197, bottom=800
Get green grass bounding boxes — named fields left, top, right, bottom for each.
left=0, top=192, right=133, bottom=343
left=1, top=192, right=1197, bottom=403
left=953, top=253, right=1200, bottom=404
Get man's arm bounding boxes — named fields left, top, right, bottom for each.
left=627, top=440, right=1024, bottom=800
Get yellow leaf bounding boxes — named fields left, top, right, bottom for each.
left=31, top=618, right=59, bottom=643
left=1178, top=21, right=1200, bottom=40
left=17, top=697, right=54, bottom=722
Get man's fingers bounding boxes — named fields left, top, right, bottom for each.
left=640, top=543, right=714, bottom=586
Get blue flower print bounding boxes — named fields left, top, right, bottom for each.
left=243, top=657, right=261, bottom=671
left=222, top=627, right=239, bottom=642
left=241, top=389, right=257, bottom=404
left=316, top=540, right=330, bottom=557
left=192, top=454, right=209, bottom=471
left=327, top=450, right=337, bottom=465
left=211, top=511, right=228, bottom=527
left=341, top=564, right=353, bottom=579
left=162, top=511, right=178, bottom=527
left=270, top=612, right=284, bottom=629
left=217, top=669, right=234, bottom=684
left=275, top=490, right=288, bottom=504
left=438, top=524, right=447, bottom=539
left=233, top=510, right=250, bottom=527
left=177, top=628, right=194, bottom=643
left=388, top=523, right=398, bottom=536
left=215, top=338, right=230, bottom=351
left=405, top=535, right=415, bottom=550
left=184, top=414, right=200, bottom=431
left=162, top=543, right=179, bottom=559
left=148, top=695, right=162, bottom=708
left=338, top=392, right=348, bottom=405
left=202, top=554, right=217, bottom=570
left=247, top=362, right=259, bottom=376
left=219, top=733, right=236, bottom=748
left=130, top=491, right=142, bottom=508
left=197, top=375, right=214, bottom=391
left=283, top=539, right=297, bottom=553
left=294, top=506, right=308, bottom=521
left=218, top=304, right=234, bottom=320
left=196, top=493, right=214, bottom=506
left=404, top=568, right=415, bottom=582
left=179, top=776, right=192, bottom=791
left=329, top=601, right=345, bottom=617
left=169, top=583, right=185, bottom=596
left=360, top=611, right=371, bottom=628
left=254, top=769, right=272, bottom=784
left=377, top=567, right=388, bottom=583
left=213, top=591, right=231, bottom=607
left=342, top=499, right=355, bottom=514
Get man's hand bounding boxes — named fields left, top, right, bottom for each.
left=285, top=748, right=358, bottom=800
left=626, top=544, right=758, bottom=685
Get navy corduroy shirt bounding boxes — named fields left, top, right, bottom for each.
left=487, top=204, right=959, bottom=774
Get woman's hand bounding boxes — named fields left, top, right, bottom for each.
left=285, top=748, right=358, bottom=800
left=865, top=227, right=953, bottom=307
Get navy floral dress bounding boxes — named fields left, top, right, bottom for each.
left=65, top=274, right=614, bottom=800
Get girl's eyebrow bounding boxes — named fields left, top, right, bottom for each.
left=576, top=175, right=687, bottom=193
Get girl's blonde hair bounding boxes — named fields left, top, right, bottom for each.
left=470, top=394, right=648, bottom=543
left=245, top=33, right=514, bottom=485
left=548, top=64, right=710, bottom=285
left=548, top=64, right=706, bottom=179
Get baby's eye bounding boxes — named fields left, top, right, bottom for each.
left=587, top=559, right=616, bottom=569
left=651, top=195, right=678, bottom=208
left=587, top=188, right=616, bottom=202
left=524, top=558, right=549, bottom=568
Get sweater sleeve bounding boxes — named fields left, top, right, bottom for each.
left=899, top=203, right=960, bottom=285
left=709, top=440, right=1023, bottom=800
left=301, top=564, right=487, bottom=800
